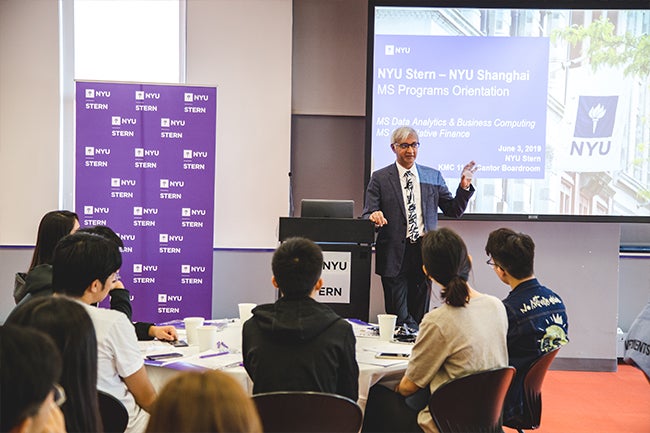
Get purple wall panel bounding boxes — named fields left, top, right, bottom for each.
left=75, top=81, right=216, bottom=322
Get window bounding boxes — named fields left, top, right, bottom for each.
left=60, top=0, right=184, bottom=209
left=74, top=0, right=183, bottom=83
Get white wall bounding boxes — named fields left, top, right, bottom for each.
left=0, top=0, right=60, bottom=245
left=187, top=0, right=292, bottom=249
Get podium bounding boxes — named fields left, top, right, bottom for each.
left=278, top=217, right=375, bottom=322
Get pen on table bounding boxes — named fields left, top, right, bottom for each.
left=220, top=361, right=243, bottom=369
left=199, top=352, right=229, bottom=359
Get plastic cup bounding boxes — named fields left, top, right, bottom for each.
left=183, top=317, right=205, bottom=345
left=377, top=314, right=397, bottom=341
left=196, top=325, right=218, bottom=352
left=238, top=303, right=256, bottom=323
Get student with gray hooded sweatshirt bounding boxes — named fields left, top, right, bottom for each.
left=242, top=237, right=359, bottom=401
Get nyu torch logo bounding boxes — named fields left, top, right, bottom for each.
left=571, top=95, right=618, bottom=157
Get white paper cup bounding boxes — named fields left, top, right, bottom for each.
left=377, top=314, right=397, bottom=341
left=238, top=303, right=256, bottom=323
left=183, top=317, right=205, bottom=346
left=196, top=325, right=219, bottom=352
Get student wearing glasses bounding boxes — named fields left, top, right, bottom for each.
left=485, top=227, right=568, bottom=426
left=7, top=296, right=103, bottom=433
left=0, top=324, right=68, bottom=433
left=52, top=232, right=157, bottom=433
left=362, top=125, right=476, bottom=330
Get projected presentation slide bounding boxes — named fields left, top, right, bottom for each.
left=369, top=5, right=650, bottom=219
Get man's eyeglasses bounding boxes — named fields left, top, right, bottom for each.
left=486, top=258, right=497, bottom=268
left=53, top=384, right=66, bottom=407
left=394, top=142, right=420, bottom=150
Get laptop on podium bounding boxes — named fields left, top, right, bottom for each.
left=300, top=199, right=354, bottom=218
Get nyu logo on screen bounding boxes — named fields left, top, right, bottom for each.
left=573, top=96, right=618, bottom=138
left=571, top=96, right=618, bottom=157
left=384, top=44, right=410, bottom=56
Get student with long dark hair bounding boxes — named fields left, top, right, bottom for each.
left=363, top=228, right=509, bottom=433
left=14, top=210, right=79, bottom=304
left=1, top=324, right=67, bottom=433
left=7, top=296, right=102, bottom=433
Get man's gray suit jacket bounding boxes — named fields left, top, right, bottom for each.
left=362, top=163, right=474, bottom=277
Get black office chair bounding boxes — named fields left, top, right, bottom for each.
left=252, top=391, right=363, bottom=433
left=428, top=366, right=516, bottom=433
left=98, top=390, right=129, bottom=433
left=504, top=348, right=560, bottom=433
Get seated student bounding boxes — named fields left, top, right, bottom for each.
left=145, top=370, right=263, bottom=433
left=14, top=210, right=79, bottom=304
left=242, top=237, right=359, bottom=401
left=6, top=296, right=102, bottom=433
left=485, top=227, right=569, bottom=425
left=1, top=324, right=67, bottom=433
left=52, top=231, right=156, bottom=433
left=624, top=300, right=650, bottom=383
left=12, top=217, right=175, bottom=342
left=362, top=228, right=508, bottom=433
left=77, top=225, right=177, bottom=342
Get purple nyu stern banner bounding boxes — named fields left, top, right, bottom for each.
left=75, top=81, right=216, bottom=323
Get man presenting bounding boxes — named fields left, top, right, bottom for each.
left=363, top=126, right=476, bottom=330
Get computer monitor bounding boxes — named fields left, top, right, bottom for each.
left=300, top=199, right=354, bottom=218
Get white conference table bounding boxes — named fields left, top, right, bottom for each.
left=140, top=318, right=411, bottom=410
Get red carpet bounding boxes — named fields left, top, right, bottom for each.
left=504, top=364, right=650, bottom=433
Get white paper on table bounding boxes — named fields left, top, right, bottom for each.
left=183, top=352, right=243, bottom=369
left=364, top=343, right=413, bottom=355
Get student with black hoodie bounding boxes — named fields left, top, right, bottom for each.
left=242, top=237, right=359, bottom=401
